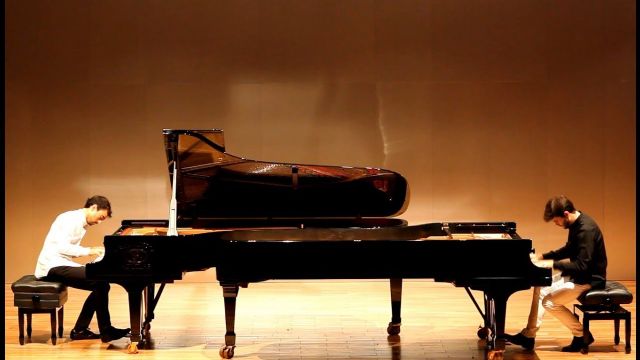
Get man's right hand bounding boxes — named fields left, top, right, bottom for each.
left=89, top=246, right=105, bottom=257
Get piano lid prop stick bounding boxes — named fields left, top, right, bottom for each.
left=167, top=160, right=178, bottom=236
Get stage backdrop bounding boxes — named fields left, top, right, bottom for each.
left=5, top=0, right=635, bottom=283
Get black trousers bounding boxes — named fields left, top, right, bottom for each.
left=45, top=266, right=112, bottom=332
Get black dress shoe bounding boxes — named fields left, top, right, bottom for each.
left=100, top=326, right=131, bottom=343
left=504, top=333, right=535, bottom=350
left=70, top=328, right=101, bottom=340
left=561, top=332, right=594, bottom=352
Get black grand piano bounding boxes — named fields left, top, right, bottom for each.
left=86, top=129, right=552, bottom=358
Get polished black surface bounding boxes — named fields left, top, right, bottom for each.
left=86, top=129, right=552, bottom=357
left=163, top=129, right=408, bottom=221
left=87, top=219, right=548, bottom=286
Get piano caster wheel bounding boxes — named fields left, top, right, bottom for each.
left=387, top=322, right=401, bottom=335
left=127, top=342, right=139, bottom=354
left=477, top=326, right=490, bottom=339
left=219, top=345, right=235, bottom=359
left=487, top=349, right=504, bottom=360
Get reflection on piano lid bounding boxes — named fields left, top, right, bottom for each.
left=163, top=129, right=409, bottom=223
left=118, top=225, right=514, bottom=240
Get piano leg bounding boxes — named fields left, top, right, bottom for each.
left=387, top=278, right=402, bottom=335
left=484, top=290, right=511, bottom=360
left=141, top=282, right=167, bottom=345
left=142, top=284, right=154, bottom=342
left=125, top=284, right=145, bottom=354
left=481, top=293, right=492, bottom=339
left=491, top=293, right=507, bottom=349
left=220, top=284, right=239, bottom=359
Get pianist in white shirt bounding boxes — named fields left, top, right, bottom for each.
left=34, top=195, right=130, bottom=342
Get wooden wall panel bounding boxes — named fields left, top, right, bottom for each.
left=5, top=0, right=635, bottom=282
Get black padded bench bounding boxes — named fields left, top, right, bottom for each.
left=573, top=280, right=633, bottom=354
left=12, top=275, right=68, bottom=345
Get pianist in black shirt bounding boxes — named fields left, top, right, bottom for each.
left=505, top=195, right=607, bottom=352
left=34, top=195, right=131, bottom=343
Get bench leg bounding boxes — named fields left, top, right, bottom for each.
left=50, top=309, right=57, bottom=345
left=614, top=318, right=620, bottom=345
left=58, top=307, right=64, bottom=338
left=625, top=313, right=631, bottom=354
left=27, top=312, right=33, bottom=338
left=18, top=308, right=25, bottom=345
left=581, top=316, right=590, bottom=354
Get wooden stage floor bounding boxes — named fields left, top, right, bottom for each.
left=5, top=280, right=636, bottom=359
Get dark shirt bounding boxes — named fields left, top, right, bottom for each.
left=542, top=212, right=607, bottom=288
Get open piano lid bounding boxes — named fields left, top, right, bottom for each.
left=163, top=129, right=409, bottom=222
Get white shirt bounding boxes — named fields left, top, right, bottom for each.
left=34, top=209, right=91, bottom=278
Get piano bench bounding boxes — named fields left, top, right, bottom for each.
left=11, top=275, right=68, bottom=345
left=573, top=280, right=633, bottom=354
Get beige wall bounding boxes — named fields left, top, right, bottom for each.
left=5, top=0, right=635, bottom=283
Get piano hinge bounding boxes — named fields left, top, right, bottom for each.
left=443, top=223, right=452, bottom=239
left=291, top=166, right=299, bottom=190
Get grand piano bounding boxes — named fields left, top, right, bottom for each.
left=86, top=129, right=552, bottom=358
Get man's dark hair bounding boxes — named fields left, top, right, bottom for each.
left=84, top=195, right=112, bottom=217
left=543, top=195, right=575, bottom=222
